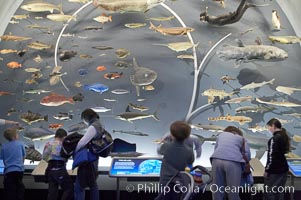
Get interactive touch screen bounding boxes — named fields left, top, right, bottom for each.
left=288, top=159, right=301, bottom=177
left=109, top=157, right=162, bottom=177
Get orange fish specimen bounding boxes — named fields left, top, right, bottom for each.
left=40, top=93, right=74, bottom=106
left=104, top=72, right=123, bottom=80
left=49, top=123, right=64, bottom=129
left=0, top=91, right=15, bottom=96
left=96, top=66, right=107, bottom=71
left=7, top=61, right=22, bottom=68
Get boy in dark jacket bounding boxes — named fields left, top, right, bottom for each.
left=158, top=121, right=195, bottom=186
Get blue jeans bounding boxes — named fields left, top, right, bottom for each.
left=74, top=161, right=99, bottom=200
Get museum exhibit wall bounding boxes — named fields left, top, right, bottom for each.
left=1, top=0, right=301, bottom=174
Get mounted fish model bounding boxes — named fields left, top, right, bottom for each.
left=216, top=40, right=288, bottom=67
left=256, top=98, right=301, bottom=107
left=201, top=88, right=239, bottom=104
left=208, top=114, right=252, bottom=125
left=116, top=105, right=159, bottom=123
left=149, top=22, right=194, bottom=36
left=240, top=78, right=275, bottom=90
left=40, top=93, right=74, bottom=106
left=92, top=0, right=164, bottom=13
left=130, top=58, right=157, bottom=96
left=276, top=86, right=301, bottom=96
left=23, top=127, right=54, bottom=141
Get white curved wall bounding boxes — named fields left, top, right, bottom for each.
left=276, top=0, right=301, bottom=36
left=0, top=0, right=23, bottom=35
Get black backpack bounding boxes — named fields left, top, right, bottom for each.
left=60, top=132, right=83, bottom=159
left=88, top=129, right=113, bottom=157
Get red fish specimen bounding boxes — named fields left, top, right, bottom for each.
left=0, top=91, right=15, bottom=96
left=40, top=93, right=74, bottom=106
left=49, top=123, right=64, bottom=129
left=104, top=72, right=123, bottom=80
left=96, top=66, right=107, bottom=71
left=7, top=61, right=22, bottom=68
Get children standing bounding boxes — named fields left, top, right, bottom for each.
left=43, top=128, right=74, bottom=200
left=157, top=121, right=195, bottom=186
left=264, top=118, right=290, bottom=200
left=0, top=128, right=26, bottom=200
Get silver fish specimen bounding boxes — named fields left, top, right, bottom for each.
left=20, top=111, right=48, bottom=125
left=248, top=124, right=267, bottom=133
left=130, top=58, right=157, bottom=96
left=124, top=23, right=146, bottom=29
left=93, top=0, right=164, bottom=13
left=23, top=127, right=54, bottom=141
left=116, top=106, right=159, bottom=123
left=146, top=16, right=174, bottom=22
left=225, top=96, right=252, bottom=104
left=91, top=106, right=112, bottom=113
left=190, top=123, right=225, bottom=132
left=111, top=89, right=130, bottom=95
left=256, top=98, right=301, bottom=107
left=53, top=112, right=73, bottom=120
left=216, top=40, right=288, bottom=67
left=235, top=106, right=274, bottom=113
left=23, top=89, right=52, bottom=95
left=240, top=78, right=275, bottom=90
left=67, top=122, right=88, bottom=133
left=21, top=2, right=63, bottom=13
left=113, top=130, right=149, bottom=136
left=276, top=86, right=301, bottom=96
left=128, top=103, right=149, bottom=112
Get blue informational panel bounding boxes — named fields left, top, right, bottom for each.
left=287, top=159, right=301, bottom=177
left=109, top=157, right=162, bottom=177
left=0, top=160, right=4, bottom=175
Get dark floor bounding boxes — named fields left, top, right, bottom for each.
left=0, top=189, right=300, bottom=200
